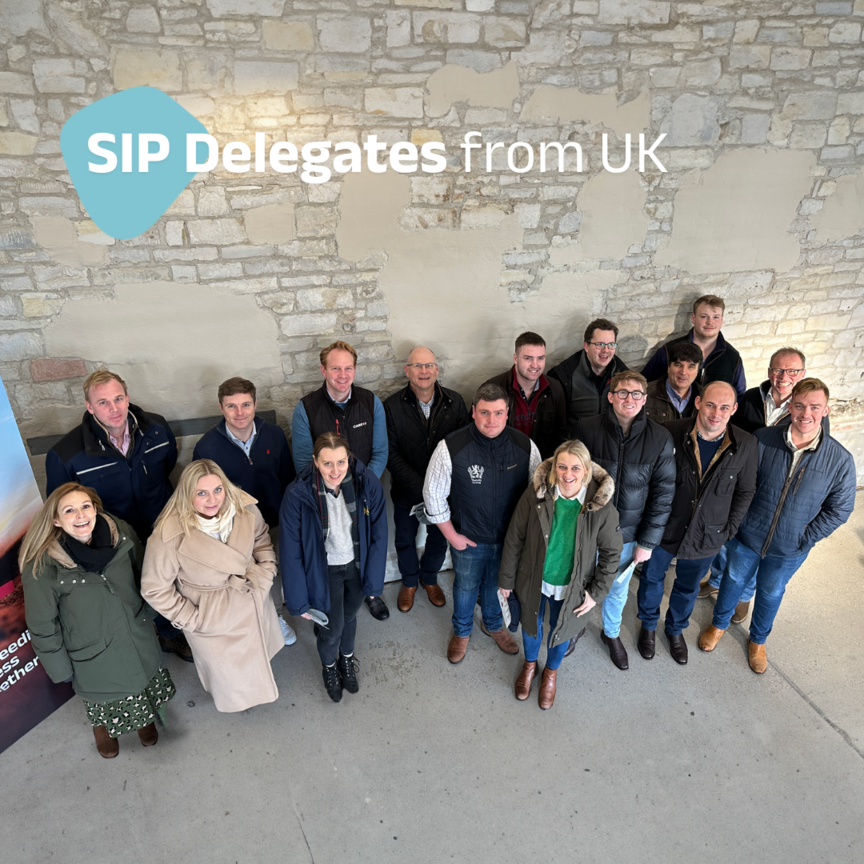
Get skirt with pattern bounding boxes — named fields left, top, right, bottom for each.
left=83, top=667, right=176, bottom=738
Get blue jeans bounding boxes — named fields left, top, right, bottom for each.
left=393, top=504, right=447, bottom=588
left=705, top=544, right=755, bottom=602
left=601, top=540, right=637, bottom=638
left=522, top=594, right=569, bottom=671
left=712, top=537, right=809, bottom=644
left=637, top=547, right=715, bottom=635
left=450, top=542, right=503, bottom=637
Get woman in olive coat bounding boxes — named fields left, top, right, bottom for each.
left=20, top=483, right=174, bottom=758
left=499, top=440, right=622, bottom=709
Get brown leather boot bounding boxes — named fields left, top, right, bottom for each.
left=93, top=725, right=119, bottom=758
left=538, top=667, right=557, bottom=710
left=487, top=627, right=519, bottom=655
left=731, top=600, right=751, bottom=624
left=397, top=584, right=417, bottom=612
left=748, top=641, right=768, bottom=674
left=137, top=722, right=158, bottom=747
left=420, top=581, right=446, bottom=607
left=514, top=661, right=537, bottom=701
left=447, top=634, right=469, bottom=664
left=698, top=625, right=726, bottom=652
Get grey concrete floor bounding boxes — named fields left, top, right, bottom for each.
left=3, top=505, right=863, bottom=864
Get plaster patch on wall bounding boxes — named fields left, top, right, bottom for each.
left=31, top=216, right=108, bottom=266
left=425, top=62, right=520, bottom=118
left=654, top=149, right=816, bottom=275
left=244, top=202, right=296, bottom=245
left=519, top=88, right=650, bottom=137
left=810, top=170, right=864, bottom=244
left=551, top=170, right=649, bottom=264
left=42, top=282, right=282, bottom=418
left=336, top=170, right=604, bottom=392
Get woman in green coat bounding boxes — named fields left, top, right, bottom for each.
left=19, top=482, right=175, bottom=758
left=499, top=440, right=622, bottom=709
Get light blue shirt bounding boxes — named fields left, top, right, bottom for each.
left=291, top=388, right=388, bottom=478
left=225, top=420, right=258, bottom=458
left=665, top=379, right=691, bottom=415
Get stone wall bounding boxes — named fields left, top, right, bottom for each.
left=1, top=0, right=864, bottom=483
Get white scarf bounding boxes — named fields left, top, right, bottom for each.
left=195, top=501, right=237, bottom=543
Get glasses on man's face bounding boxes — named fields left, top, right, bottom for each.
left=768, top=368, right=804, bottom=377
left=612, top=389, right=646, bottom=402
left=587, top=341, right=618, bottom=350
left=407, top=363, right=438, bottom=370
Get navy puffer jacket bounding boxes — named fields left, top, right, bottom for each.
left=278, top=457, right=387, bottom=616
left=736, top=425, right=856, bottom=557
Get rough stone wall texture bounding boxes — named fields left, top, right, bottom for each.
left=1, top=0, right=864, bottom=482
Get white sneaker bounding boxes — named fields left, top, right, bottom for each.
left=279, top=615, right=297, bottom=646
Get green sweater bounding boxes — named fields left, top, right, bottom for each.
left=541, top=494, right=582, bottom=586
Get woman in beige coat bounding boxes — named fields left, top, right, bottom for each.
left=141, top=459, right=284, bottom=713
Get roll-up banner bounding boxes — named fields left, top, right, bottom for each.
left=0, top=374, right=73, bottom=755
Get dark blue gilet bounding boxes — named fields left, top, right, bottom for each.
left=446, top=424, right=532, bottom=544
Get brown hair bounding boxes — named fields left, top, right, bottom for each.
left=83, top=369, right=127, bottom=401
left=473, top=382, right=509, bottom=407
left=548, top=440, right=593, bottom=490
left=19, top=483, right=105, bottom=577
left=584, top=318, right=619, bottom=342
left=218, top=377, right=257, bottom=404
left=515, top=331, right=546, bottom=351
left=769, top=347, right=806, bottom=369
left=668, top=341, right=703, bottom=366
left=693, top=294, right=725, bottom=314
left=312, top=431, right=352, bottom=461
left=319, top=341, right=358, bottom=367
left=153, top=459, right=247, bottom=538
left=609, top=371, right=648, bottom=393
left=791, top=377, right=829, bottom=402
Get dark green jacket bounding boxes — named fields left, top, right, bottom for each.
left=22, top=515, right=162, bottom=703
left=499, top=459, right=622, bottom=643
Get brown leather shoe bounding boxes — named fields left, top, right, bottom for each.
left=698, top=624, right=726, bottom=652
left=538, top=667, right=557, bottom=710
left=93, top=725, right=119, bottom=758
left=447, top=634, right=469, bottom=664
left=137, top=722, right=158, bottom=747
left=732, top=600, right=751, bottom=624
left=698, top=577, right=719, bottom=599
left=487, top=627, right=519, bottom=655
left=514, top=661, right=537, bottom=700
left=397, top=584, right=417, bottom=613
left=420, top=580, right=446, bottom=607
left=748, top=641, right=768, bottom=674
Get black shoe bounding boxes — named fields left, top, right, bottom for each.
left=364, top=596, right=390, bottom=621
left=637, top=627, right=655, bottom=660
left=665, top=631, right=688, bottom=665
left=337, top=653, right=359, bottom=694
left=159, top=632, right=194, bottom=662
left=562, top=627, right=586, bottom=659
left=601, top=630, right=629, bottom=671
left=322, top=663, right=343, bottom=702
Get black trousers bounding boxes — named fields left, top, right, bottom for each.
left=317, top=561, right=364, bottom=666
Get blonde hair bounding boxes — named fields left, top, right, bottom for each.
left=19, top=483, right=104, bottom=577
left=319, top=340, right=358, bottom=367
left=154, top=459, right=247, bottom=537
left=83, top=369, right=127, bottom=401
left=548, top=440, right=593, bottom=490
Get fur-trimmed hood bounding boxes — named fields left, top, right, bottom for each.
left=531, top=457, right=615, bottom=512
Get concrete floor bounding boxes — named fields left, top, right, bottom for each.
left=3, top=505, right=863, bottom=864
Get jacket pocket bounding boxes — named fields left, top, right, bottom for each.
left=716, top=471, right=737, bottom=496
left=702, top=523, right=726, bottom=546
left=67, top=638, right=108, bottom=662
